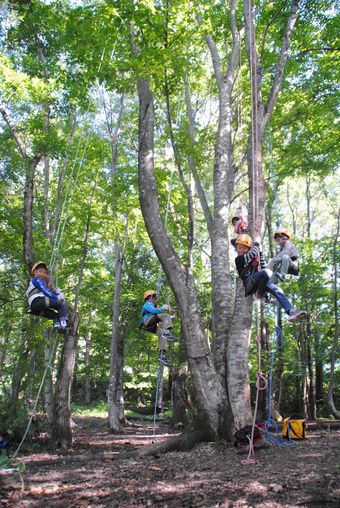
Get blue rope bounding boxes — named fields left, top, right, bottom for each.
left=264, top=327, right=295, bottom=447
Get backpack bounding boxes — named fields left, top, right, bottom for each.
left=282, top=417, right=306, bottom=440
left=234, top=423, right=264, bottom=447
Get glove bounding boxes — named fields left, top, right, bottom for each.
left=57, top=292, right=65, bottom=301
left=162, top=304, right=169, bottom=311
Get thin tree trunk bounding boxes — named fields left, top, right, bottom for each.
left=52, top=181, right=95, bottom=447
left=108, top=223, right=128, bottom=433
left=328, top=207, right=340, bottom=418
left=85, top=310, right=95, bottom=406
left=44, top=328, right=55, bottom=425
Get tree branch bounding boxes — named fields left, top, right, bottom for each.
left=0, top=106, right=28, bottom=161
left=263, top=0, right=299, bottom=127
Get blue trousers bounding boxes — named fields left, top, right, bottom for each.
left=244, top=271, right=293, bottom=314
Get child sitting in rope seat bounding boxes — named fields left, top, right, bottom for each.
left=268, top=228, right=299, bottom=284
left=234, top=235, right=306, bottom=322
left=26, top=262, right=68, bottom=332
left=140, top=290, right=175, bottom=366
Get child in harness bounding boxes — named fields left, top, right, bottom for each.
left=234, top=235, right=306, bottom=323
left=26, top=262, right=68, bottom=332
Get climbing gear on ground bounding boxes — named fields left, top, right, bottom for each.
left=234, top=422, right=265, bottom=447
left=287, top=310, right=307, bottom=323
left=144, top=290, right=157, bottom=300
left=274, top=228, right=291, bottom=240
left=236, top=234, right=252, bottom=248
left=282, top=418, right=306, bottom=440
left=31, top=261, right=48, bottom=276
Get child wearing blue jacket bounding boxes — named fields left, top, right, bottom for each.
left=141, top=290, right=174, bottom=365
left=26, top=262, right=68, bottom=331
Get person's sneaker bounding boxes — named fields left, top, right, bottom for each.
left=59, top=318, right=68, bottom=329
left=53, top=319, right=61, bottom=330
left=162, top=329, right=175, bottom=343
left=288, top=310, right=307, bottom=322
left=159, top=356, right=172, bottom=366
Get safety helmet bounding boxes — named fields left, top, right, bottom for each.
left=274, top=228, right=291, bottom=240
left=143, top=290, right=157, bottom=300
left=235, top=234, right=252, bottom=248
left=31, top=261, right=48, bottom=276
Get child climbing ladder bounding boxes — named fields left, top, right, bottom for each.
left=26, top=262, right=68, bottom=332
left=234, top=235, right=306, bottom=322
left=140, top=290, right=175, bottom=366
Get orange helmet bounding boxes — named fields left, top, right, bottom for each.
left=274, top=228, right=291, bottom=240
left=236, top=234, right=252, bottom=248
left=31, top=261, right=48, bottom=276
left=143, top=290, right=157, bottom=300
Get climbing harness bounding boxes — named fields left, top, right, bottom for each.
left=242, top=301, right=267, bottom=465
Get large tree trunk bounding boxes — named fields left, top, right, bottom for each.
left=137, top=75, right=232, bottom=441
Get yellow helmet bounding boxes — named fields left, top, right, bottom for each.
left=31, top=261, right=48, bottom=276
left=235, top=234, right=252, bottom=248
left=274, top=228, right=291, bottom=240
left=143, top=290, right=157, bottom=300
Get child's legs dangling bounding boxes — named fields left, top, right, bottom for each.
left=48, top=299, right=67, bottom=321
left=266, top=282, right=293, bottom=314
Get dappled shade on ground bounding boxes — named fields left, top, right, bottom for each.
left=1, top=416, right=339, bottom=507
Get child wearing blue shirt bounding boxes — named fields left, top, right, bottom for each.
left=141, top=290, right=175, bottom=365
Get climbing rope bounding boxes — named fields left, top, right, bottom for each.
left=242, top=301, right=267, bottom=464
left=156, top=167, right=174, bottom=298
left=9, top=48, right=109, bottom=463
left=152, top=168, right=175, bottom=437
left=248, top=0, right=260, bottom=237
left=11, top=333, right=60, bottom=459
left=264, top=325, right=295, bottom=447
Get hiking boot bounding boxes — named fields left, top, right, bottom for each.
left=162, top=329, right=175, bottom=343
left=288, top=310, right=307, bottom=323
left=159, top=356, right=172, bottom=366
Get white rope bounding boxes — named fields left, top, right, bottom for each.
left=248, top=0, right=260, bottom=235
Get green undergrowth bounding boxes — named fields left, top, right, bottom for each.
left=71, top=401, right=173, bottom=420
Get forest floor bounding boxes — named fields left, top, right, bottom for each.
left=0, top=416, right=339, bottom=507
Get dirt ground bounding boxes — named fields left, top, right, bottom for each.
left=1, top=416, right=339, bottom=507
